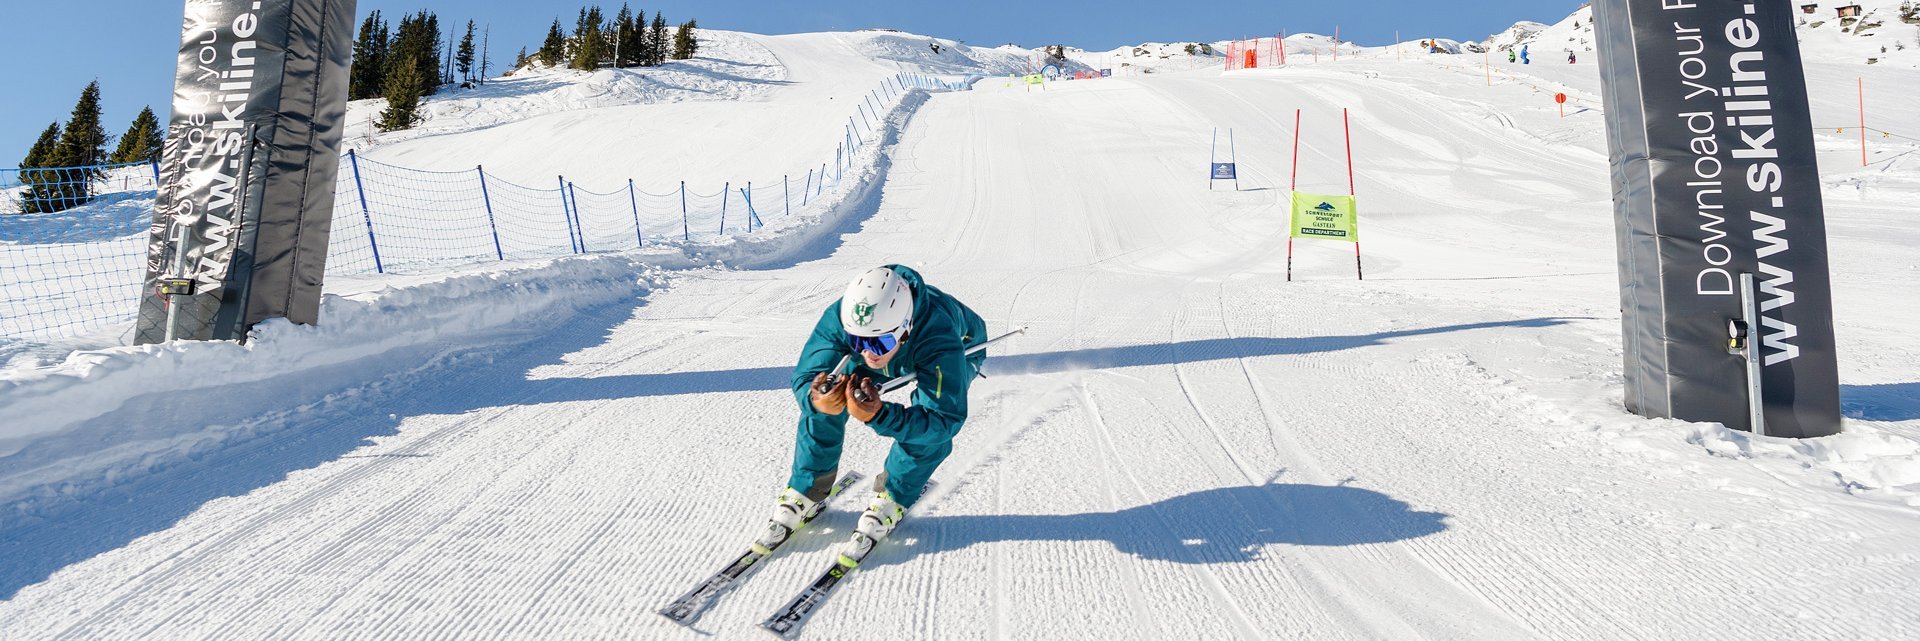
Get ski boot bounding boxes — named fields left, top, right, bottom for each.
left=753, top=488, right=825, bottom=554
left=837, top=490, right=904, bottom=568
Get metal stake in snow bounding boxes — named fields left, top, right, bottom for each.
left=1728, top=273, right=1767, bottom=438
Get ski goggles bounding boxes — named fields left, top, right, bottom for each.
left=848, top=330, right=903, bottom=356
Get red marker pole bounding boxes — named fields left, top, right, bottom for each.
left=1289, top=109, right=1302, bottom=282
left=1556, top=92, right=1567, bottom=118
left=1859, top=77, right=1868, bottom=167
left=1345, top=108, right=1362, bottom=281
left=1291, top=109, right=1302, bottom=193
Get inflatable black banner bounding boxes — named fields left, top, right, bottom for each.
left=134, top=0, right=356, bottom=344
left=1593, top=0, right=1839, bottom=437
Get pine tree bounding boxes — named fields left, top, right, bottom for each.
left=110, top=106, right=164, bottom=164
left=39, top=81, right=109, bottom=211
left=572, top=6, right=606, bottom=71
left=648, top=14, right=669, bottom=65
left=421, top=13, right=443, bottom=95
left=53, top=81, right=108, bottom=168
left=634, top=10, right=653, bottom=66
left=21, top=122, right=59, bottom=169
left=379, top=55, right=426, bottom=132
left=17, top=121, right=61, bottom=214
left=514, top=46, right=529, bottom=69
left=539, top=19, right=566, bottom=67
left=613, top=4, right=635, bottom=68
left=672, top=20, right=699, bottom=60
left=457, top=20, right=476, bottom=83
left=350, top=10, right=389, bottom=100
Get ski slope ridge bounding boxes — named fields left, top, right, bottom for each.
left=3, top=14, right=1919, bottom=641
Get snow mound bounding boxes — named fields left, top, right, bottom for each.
left=342, top=30, right=787, bottom=152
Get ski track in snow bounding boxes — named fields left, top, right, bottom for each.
left=4, top=23, right=1920, bottom=641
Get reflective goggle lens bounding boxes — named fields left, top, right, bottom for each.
left=849, top=332, right=900, bottom=355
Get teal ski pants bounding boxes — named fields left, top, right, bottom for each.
left=786, top=409, right=953, bottom=508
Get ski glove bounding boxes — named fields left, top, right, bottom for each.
left=810, top=372, right=850, bottom=416
left=847, top=375, right=883, bottom=423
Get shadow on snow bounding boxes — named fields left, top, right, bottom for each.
left=1840, top=382, right=1920, bottom=422
left=0, top=314, right=1564, bottom=600
left=502, top=317, right=1576, bottom=405
left=866, top=483, right=1451, bottom=569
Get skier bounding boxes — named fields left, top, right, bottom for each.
left=1521, top=44, right=1531, bottom=65
left=766, top=265, right=988, bottom=558
left=1568, top=51, right=1577, bottom=64
left=1508, top=49, right=1516, bottom=63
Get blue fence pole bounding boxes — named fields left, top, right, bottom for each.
left=348, top=150, right=384, bottom=274
left=478, top=165, right=503, bottom=260
left=784, top=175, right=791, bottom=217
left=801, top=169, right=811, bottom=207
left=851, top=117, right=863, bottom=145
left=149, top=160, right=162, bottom=190
left=679, top=180, right=690, bottom=241
left=559, top=175, right=580, bottom=254
left=817, top=163, right=826, bottom=196
left=743, top=181, right=761, bottom=230
left=568, top=181, right=588, bottom=252
left=628, top=178, right=643, bottom=248
left=718, top=181, right=729, bottom=234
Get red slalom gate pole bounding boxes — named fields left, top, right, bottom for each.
left=1345, top=108, right=1362, bottom=281
left=1289, top=108, right=1301, bottom=282
left=1281, top=30, right=1287, bottom=65
left=1291, top=109, right=1302, bottom=192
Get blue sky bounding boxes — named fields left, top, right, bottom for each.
left=0, top=0, right=1583, bottom=166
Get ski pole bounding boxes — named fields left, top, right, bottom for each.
left=876, top=327, right=1027, bottom=395
left=813, top=354, right=855, bottom=395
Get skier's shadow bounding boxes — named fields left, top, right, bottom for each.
left=862, top=483, right=1448, bottom=568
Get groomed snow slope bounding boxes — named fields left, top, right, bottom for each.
left=3, top=27, right=1920, bottom=641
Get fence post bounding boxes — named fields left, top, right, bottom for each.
left=478, top=166, right=503, bottom=260
left=742, top=183, right=759, bottom=231
left=818, top=163, right=826, bottom=196
left=149, top=159, right=162, bottom=191
left=558, top=175, right=580, bottom=254
left=679, top=180, right=690, bottom=241
left=801, top=169, right=812, bottom=207
left=784, top=174, right=791, bottom=217
left=568, top=181, right=588, bottom=252
left=628, top=178, right=643, bottom=248
left=718, top=181, right=729, bottom=234
left=348, top=150, right=384, bottom=274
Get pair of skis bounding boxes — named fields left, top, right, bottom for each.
left=658, top=472, right=893, bottom=638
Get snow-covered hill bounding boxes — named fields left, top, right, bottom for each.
left=1483, top=1, right=1920, bottom=67
left=2, top=6, right=1918, bottom=640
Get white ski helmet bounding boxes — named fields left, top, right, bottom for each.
left=841, top=267, right=914, bottom=338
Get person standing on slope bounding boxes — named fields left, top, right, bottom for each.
left=763, top=265, right=988, bottom=560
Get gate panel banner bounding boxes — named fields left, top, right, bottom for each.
left=134, top=0, right=357, bottom=345
left=1592, top=0, right=1839, bottom=437
left=1288, top=193, right=1359, bottom=242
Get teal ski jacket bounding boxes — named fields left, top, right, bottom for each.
left=790, top=265, right=988, bottom=442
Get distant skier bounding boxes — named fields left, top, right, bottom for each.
left=1508, top=49, right=1516, bottom=63
left=1521, top=44, right=1531, bottom=65
left=767, top=265, right=988, bottom=560
left=1568, top=51, right=1577, bottom=64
